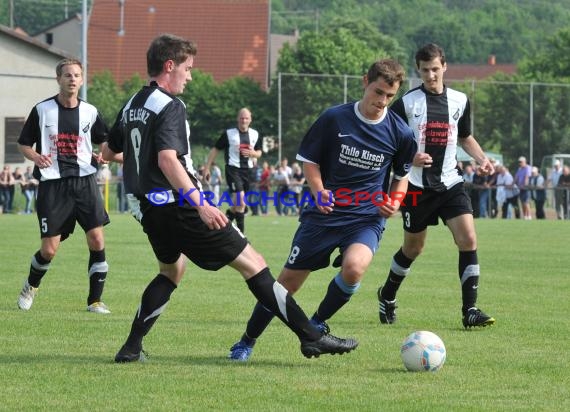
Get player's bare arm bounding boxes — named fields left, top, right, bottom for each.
left=203, top=147, right=220, bottom=181
left=413, top=152, right=433, bottom=168
left=302, top=161, right=334, bottom=214
left=378, top=176, right=409, bottom=218
left=460, top=136, right=494, bottom=176
left=18, top=143, right=52, bottom=168
left=99, top=142, right=123, bottom=164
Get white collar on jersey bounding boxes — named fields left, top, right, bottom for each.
left=353, top=101, right=386, bottom=125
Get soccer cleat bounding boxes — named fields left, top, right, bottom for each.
left=462, top=307, right=495, bottom=328
left=87, top=301, right=111, bottom=314
left=228, top=339, right=256, bottom=361
left=17, top=281, right=38, bottom=311
left=300, top=333, right=358, bottom=359
left=377, top=287, right=397, bottom=324
left=114, top=345, right=147, bottom=363
left=309, top=317, right=330, bottom=334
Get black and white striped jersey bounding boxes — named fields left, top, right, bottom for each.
left=18, top=96, right=108, bottom=181
left=391, top=85, right=471, bottom=191
left=108, top=82, right=200, bottom=203
left=214, top=127, right=261, bottom=169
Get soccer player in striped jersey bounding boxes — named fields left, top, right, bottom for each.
left=227, top=59, right=418, bottom=361
left=376, top=43, right=496, bottom=329
left=104, top=34, right=357, bottom=363
left=203, top=107, right=262, bottom=234
left=16, top=59, right=111, bottom=314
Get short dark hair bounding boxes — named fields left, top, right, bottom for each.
left=366, top=59, right=405, bottom=87
left=415, top=43, right=446, bottom=68
left=56, top=59, right=82, bottom=77
left=147, top=34, right=198, bottom=77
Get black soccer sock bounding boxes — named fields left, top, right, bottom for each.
left=459, top=250, right=479, bottom=312
left=226, top=209, right=236, bottom=221
left=87, top=249, right=108, bottom=305
left=244, top=302, right=275, bottom=340
left=313, top=273, right=359, bottom=322
left=124, top=274, right=177, bottom=351
left=246, top=268, right=320, bottom=341
left=234, top=212, right=245, bottom=233
left=380, top=248, right=413, bottom=301
left=28, top=250, right=51, bottom=288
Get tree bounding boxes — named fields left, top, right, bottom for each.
left=182, top=70, right=274, bottom=148
left=274, top=28, right=403, bottom=160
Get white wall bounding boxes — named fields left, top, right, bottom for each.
left=0, top=33, right=64, bottom=166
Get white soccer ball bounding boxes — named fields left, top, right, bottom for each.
left=400, top=331, right=446, bottom=372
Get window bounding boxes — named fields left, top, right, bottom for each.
left=5, top=118, right=25, bottom=163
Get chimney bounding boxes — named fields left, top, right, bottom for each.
left=488, top=55, right=496, bottom=65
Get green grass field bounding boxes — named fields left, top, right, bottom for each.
left=1, top=213, right=569, bottom=411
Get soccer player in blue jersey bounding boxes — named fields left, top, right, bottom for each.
left=228, top=59, right=418, bottom=361
left=376, top=43, right=496, bottom=329
left=16, top=59, right=111, bottom=314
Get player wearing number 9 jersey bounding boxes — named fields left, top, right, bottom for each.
left=104, top=33, right=358, bottom=363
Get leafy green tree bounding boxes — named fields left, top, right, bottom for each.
left=274, top=28, right=401, bottom=160
left=519, top=28, right=570, bottom=81
left=182, top=70, right=274, bottom=148
left=2, top=0, right=85, bottom=34
left=87, top=71, right=124, bottom=126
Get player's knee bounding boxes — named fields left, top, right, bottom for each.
left=455, top=232, right=477, bottom=250
left=41, top=248, right=57, bottom=261
left=341, top=262, right=366, bottom=283
left=403, top=243, right=423, bottom=259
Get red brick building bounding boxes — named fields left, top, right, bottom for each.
left=88, top=0, right=270, bottom=87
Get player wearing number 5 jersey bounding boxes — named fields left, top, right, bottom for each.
left=104, top=33, right=357, bottom=363
left=16, top=58, right=111, bottom=315
left=227, top=59, right=417, bottom=361
left=376, top=43, right=496, bottom=329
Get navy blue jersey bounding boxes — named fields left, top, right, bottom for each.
left=297, top=102, right=417, bottom=226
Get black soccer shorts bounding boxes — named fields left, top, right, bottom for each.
left=225, top=165, right=251, bottom=194
left=400, top=182, right=473, bottom=233
left=141, top=203, right=248, bottom=270
left=35, top=175, right=109, bottom=239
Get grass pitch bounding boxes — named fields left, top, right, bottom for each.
left=1, top=213, right=569, bottom=411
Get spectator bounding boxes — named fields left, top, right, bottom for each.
left=547, top=160, right=564, bottom=219
left=0, top=165, right=15, bottom=213
left=11, top=166, right=24, bottom=213
left=273, top=164, right=291, bottom=216
left=496, top=165, right=520, bottom=219
left=557, top=165, right=570, bottom=219
left=515, top=156, right=532, bottom=220
left=257, top=161, right=271, bottom=216
left=23, top=165, right=39, bottom=214
left=116, top=164, right=128, bottom=213
left=209, top=161, right=223, bottom=206
left=290, top=162, right=305, bottom=215
left=473, top=165, right=491, bottom=218
left=529, top=166, right=546, bottom=219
